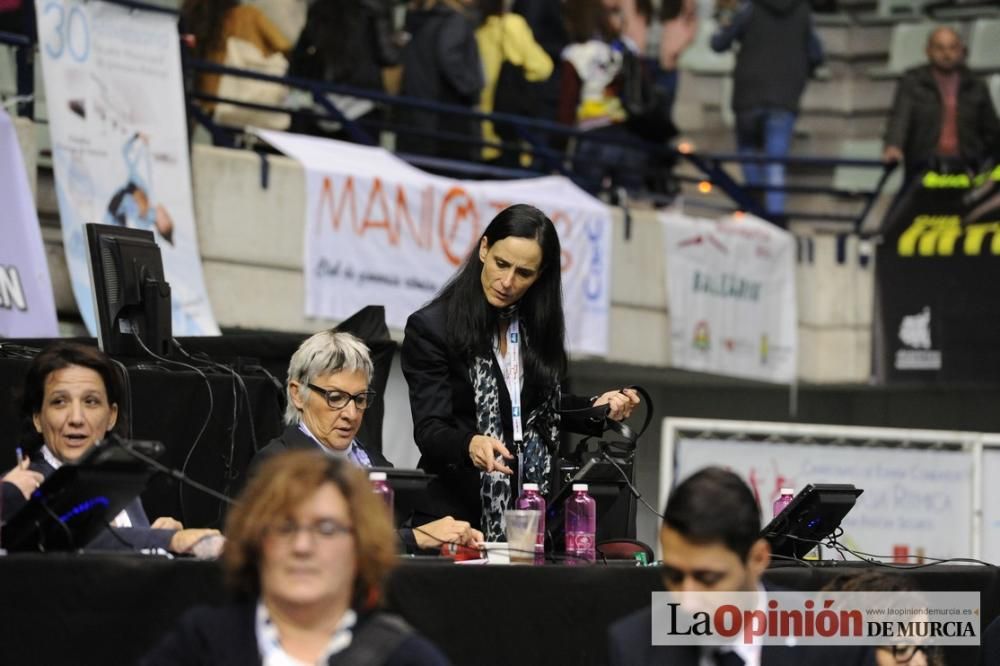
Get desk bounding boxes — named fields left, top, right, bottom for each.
left=0, top=555, right=995, bottom=666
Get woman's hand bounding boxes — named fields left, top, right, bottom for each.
left=169, top=528, right=222, bottom=554
left=469, top=435, right=514, bottom=475
left=414, top=517, right=484, bottom=549
left=592, top=388, right=641, bottom=421
left=3, top=458, right=44, bottom=499
left=151, top=516, right=184, bottom=530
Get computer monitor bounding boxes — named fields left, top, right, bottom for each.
left=85, top=223, right=172, bottom=357
left=761, top=483, right=864, bottom=560
left=366, top=467, right=435, bottom=528
left=544, top=455, right=636, bottom=553
left=1, top=437, right=159, bottom=552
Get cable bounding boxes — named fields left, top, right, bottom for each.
left=773, top=532, right=998, bottom=569
left=109, top=358, right=134, bottom=439
left=130, top=335, right=215, bottom=524
left=114, top=439, right=237, bottom=507
left=599, top=449, right=666, bottom=521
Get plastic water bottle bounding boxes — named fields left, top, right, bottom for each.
left=369, top=472, right=394, bottom=516
left=565, top=483, right=596, bottom=564
left=773, top=488, right=795, bottom=518
left=515, top=483, right=546, bottom=565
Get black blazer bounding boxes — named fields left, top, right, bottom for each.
left=400, top=298, right=601, bottom=528
left=139, top=604, right=451, bottom=666
left=982, top=615, right=1000, bottom=666
left=252, top=423, right=392, bottom=471
left=28, top=456, right=175, bottom=552
left=608, top=605, right=876, bottom=666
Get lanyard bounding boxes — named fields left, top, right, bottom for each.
left=494, top=316, right=524, bottom=444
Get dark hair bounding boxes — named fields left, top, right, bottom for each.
left=663, top=467, right=762, bottom=561
left=564, top=0, right=619, bottom=43
left=479, top=0, right=505, bottom=20
left=433, top=204, right=567, bottom=386
left=181, top=0, right=239, bottom=59
left=20, top=342, right=125, bottom=449
left=291, top=0, right=366, bottom=84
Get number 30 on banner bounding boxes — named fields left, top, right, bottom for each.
left=42, top=1, right=90, bottom=62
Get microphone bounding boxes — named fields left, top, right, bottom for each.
left=103, top=433, right=166, bottom=460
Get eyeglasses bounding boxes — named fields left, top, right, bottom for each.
left=881, top=645, right=927, bottom=663
left=306, top=384, right=376, bottom=410
left=268, top=519, right=354, bottom=542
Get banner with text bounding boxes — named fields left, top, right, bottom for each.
left=258, top=131, right=612, bottom=355
left=661, top=212, right=796, bottom=382
left=36, top=0, right=219, bottom=336
left=676, top=438, right=974, bottom=560
left=0, top=109, right=59, bottom=337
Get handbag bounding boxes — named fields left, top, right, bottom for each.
left=213, top=36, right=291, bottom=131
left=491, top=18, right=538, bottom=143
left=618, top=49, right=677, bottom=143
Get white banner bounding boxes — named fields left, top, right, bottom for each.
left=982, top=445, right=1000, bottom=564
left=661, top=211, right=796, bottom=382
left=0, top=109, right=59, bottom=337
left=36, top=0, right=218, bottom=336
left=675, top=438, right=974, bottom=560
left=258, top=131, right=612, bottom=355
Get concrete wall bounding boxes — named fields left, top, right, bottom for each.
left=190, top=144, right=874, bottom=383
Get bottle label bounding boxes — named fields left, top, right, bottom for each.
left=566, top=531, right=595, bottom=559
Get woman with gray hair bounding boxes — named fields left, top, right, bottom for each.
left=252, top=329, right=484, bottom=552
left=254, top=330, right=388, bottom=466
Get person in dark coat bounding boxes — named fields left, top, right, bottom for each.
left=608, top=467, right=875, bottom=666
left=711, top=0, right=824, bottom=218
left=883, top=26, right=1000, bottom=181
left=396, top=0, right=484, bottom=162
left=400, top=204, right=640, bottom=540
left=141, top=451, right=451, bottom=666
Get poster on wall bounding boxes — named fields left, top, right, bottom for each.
left=875, top=167, right=1000, bottom=383
left=675, top=438, right=974, bottom=560
left=0, top=109, right=59, bottom=337
left=661, top=211, right=797, bottom=383
left=257, top=131, right=612, bottom=356
left=35, top=0, right=219, bottom=336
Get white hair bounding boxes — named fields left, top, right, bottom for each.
left=283, top=330, right=374, bottom=425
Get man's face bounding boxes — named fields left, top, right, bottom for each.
left=659, top=525, right=769, bottom=593
left=926, top=29, right=963, bottom=72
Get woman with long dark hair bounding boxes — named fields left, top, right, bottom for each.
left=400, top=204, right=639, bottom=540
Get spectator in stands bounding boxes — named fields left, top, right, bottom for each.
left=607, top=466, right=873, bottom=665
left=397, top=0, right=484, bottom=163
left=512, top=0, right=569, bottom=123
left=657, top=0, right=698, bottom=114
left=141, top=451, right=450, bottom=665
left=286, top=0, right=400, bottom=140
left=245, top=0, right=309, bottom=46
left=559, top=0, right=647, bottom=195
left=711, top=0, right=824, bottom=219
left=883, top=26, right=1000, bottom=181
left=401, top=204, right=639, bottom=541
left=475, top=0, right=553, bottom=166
left=252, top=329, right=483, bottom=552
left=13, top=341, right=220, bottom=553
left=180, top=0, right=291, bottom=111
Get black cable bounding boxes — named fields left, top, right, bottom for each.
left=115, top=441, right=237, bottom=508
left=599, top=449, right=665, bottom=521
left=37, top=498, right=75, bottom=551
left=774, top=532, right=998, bottom=569
left=768, top=553, right=816, bottom=568
left=130, top=335, right=215, bottom=524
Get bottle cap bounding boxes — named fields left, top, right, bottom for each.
left=780, top=488, right=794, bottom=496
left=572, top=483, right=589, bottom=492
left=369, top=472, right=388, bottom=481
left=522, top=483, right=539, bottom=491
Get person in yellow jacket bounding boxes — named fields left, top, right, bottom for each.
left=475, top=0, right=553, bottom=164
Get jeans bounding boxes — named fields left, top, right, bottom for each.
left=735, top=108, right=797, bottom=216
left=573, top=124, right=646, bottom=195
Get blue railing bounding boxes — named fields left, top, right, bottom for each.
left=2, top=0, right=894, bottom=232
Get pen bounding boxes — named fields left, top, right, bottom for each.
left=15, top=447, right=24, bottom=466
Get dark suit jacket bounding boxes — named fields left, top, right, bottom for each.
left=400, top=298, right=602, bottom=528
left=139, top=603, right=451, bottom=666
left=608, top=605, right=876, bottom=666
left=1, top=480, right=27, bottom=521
left=251, top=423, right=391, bottom=471
left=29, top=455, right=175, bottom=552
left=982, top=615, right=1000, bottom=666
left=884, top=64, right=1000, bottom=176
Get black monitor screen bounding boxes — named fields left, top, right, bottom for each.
left=86, top=223, right=172, bottom=357
left=761, top=483, right=863, bottom=560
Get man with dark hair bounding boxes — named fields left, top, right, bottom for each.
left=608, top=466, right=873, bottom=666
left=883, top=26, right=1000, bottom=180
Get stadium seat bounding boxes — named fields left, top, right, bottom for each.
left=868, top=22, right=941, bottom=79
left=967, top=18, right=1000, bottom=73
left=678, top=20, right=735, bottom=75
